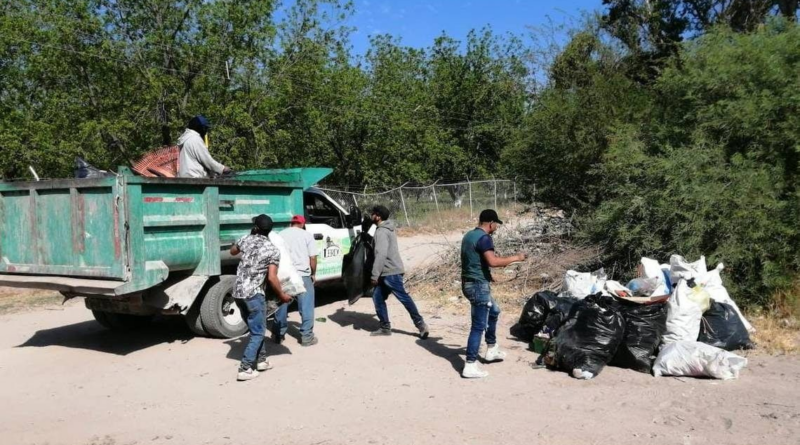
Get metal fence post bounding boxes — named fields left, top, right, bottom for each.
left=492, top=176, right=497, bottom=209
left=513, top=177, right=517, bottom=212
left=468, top=178, right=473, bottom=219
left=398, top=182, right=411, bottom=227
left=431, top=180, right=440, bottom=214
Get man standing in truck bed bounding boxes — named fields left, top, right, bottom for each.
left=177, top=115, right=232, bottom=178
left=369, top=205, right=429, bottom=339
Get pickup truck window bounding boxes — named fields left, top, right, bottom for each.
left=304, top=194, right=344, bottom=229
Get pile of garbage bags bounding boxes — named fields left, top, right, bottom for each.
left=511, top=255, right=754, bottom=380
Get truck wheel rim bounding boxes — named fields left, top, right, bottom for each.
left=222, top=293, right=243, bottom=326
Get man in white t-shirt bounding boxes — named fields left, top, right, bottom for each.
left=273, top=215, right=319, bottom=346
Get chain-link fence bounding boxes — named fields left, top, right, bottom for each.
left=319, top=179, right=519, bottom=228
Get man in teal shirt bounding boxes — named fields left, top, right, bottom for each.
left=460, top=209, right=525, bottom=379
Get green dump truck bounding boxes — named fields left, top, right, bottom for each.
left=0, top=167, right=367, bottom=338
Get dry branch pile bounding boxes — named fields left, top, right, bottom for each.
left=407, top=206, right=601, bottom=308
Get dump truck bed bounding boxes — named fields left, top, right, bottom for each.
left=0, top=168, right=331, bottom=296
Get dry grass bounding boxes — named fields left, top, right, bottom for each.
left=396, top=205, right=520, bottom=237
left=748, top=280, right=800, bottom=355
left=750, top=314, right=798, bottom=355
left=0, top=287, right=62, bottom=315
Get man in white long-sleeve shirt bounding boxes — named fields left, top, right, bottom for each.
left=177, top=115, right=231, bottom=178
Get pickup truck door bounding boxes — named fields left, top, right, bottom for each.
left=303, top=191, right=354, bottom=282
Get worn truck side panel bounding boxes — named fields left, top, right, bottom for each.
left=0, top=176, right=127, bottom=280
left=0, top=168, right=332, bottom=299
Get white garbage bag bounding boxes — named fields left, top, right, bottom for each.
left=653, top=341, right=747, bottom=380
left=268, top=232, right=306, bottom=297
left=662, top=279, right=711, bottom=345
left=698, top=263, right=754, bottom=332
left=669, top=255, right=708, bottom=284
left=563, top=269, right=607, bottom=299
left=562, top=269, right=607, bottom=300
left=640, top=257, right=671, bottom=296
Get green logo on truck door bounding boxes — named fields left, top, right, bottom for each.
left=315, top=235, right=352, bottom=280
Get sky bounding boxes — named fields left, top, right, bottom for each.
left=345, top=0, right=604, bottom=54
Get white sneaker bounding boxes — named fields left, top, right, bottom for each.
left=462, top=361, right=489, bottom=379
left=485, top=344, right=507, bottom=363
left=256, top=361, right=273, bottom=372
left=237, top=368, right=259, bottom=381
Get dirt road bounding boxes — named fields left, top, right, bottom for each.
left=1, top=233, right=799, bottom=445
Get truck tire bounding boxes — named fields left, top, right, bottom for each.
left=199, top=276, right=248, bottom=338
left=92, top=310, right=153, bottom=331
left=92, top=310, right=114, bottom=329
left=184, top=299, right=208, bottom=336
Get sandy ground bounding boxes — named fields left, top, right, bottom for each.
left=1, top=234, right=799, bottom=445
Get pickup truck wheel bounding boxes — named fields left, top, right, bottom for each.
left=199, top=276, right=248, bottom=338
left=92, top=310, right=153, bottom=330
left=184, top=300, right=207, bottom=336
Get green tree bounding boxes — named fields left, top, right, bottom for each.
left=585, top=20, right=800, bottom=303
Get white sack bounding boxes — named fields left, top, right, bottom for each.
left=640, top=257, right=671, bottom=296
left=563, top=269, right=606, bottom=299
left=268, top=232, right=306, bottom=297
left=653, top=341, right=747, bottom=380
left=669, top=255, right=708, bottom=284
left=698, top=263, right=754, bottom=332
left=662, top=279, right=711, bottom=345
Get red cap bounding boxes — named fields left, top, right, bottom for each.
left=291, top=215, right=306, bottom=225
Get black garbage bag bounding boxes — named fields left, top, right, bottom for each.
left=542, top=295, right=578, bottom=334
left=74, top=157, right=113, bottom=178
left=510, top=291, right=558, bottom=342
left=510, top=291, right=578, bottom=342
left=547, top=293, right=625, bottom=379
left=342, top=228, right=375, bottom=306
left=610, top=300, right=668, bottom=373
left=698, top=301, right=755, bottom=351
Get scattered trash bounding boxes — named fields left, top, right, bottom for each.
left=610, top=299, right=668, bottom=373
left=547, top=294, right=625, bottom=379
left=315, top=317, right=327, bottom=323
left=625, top=277, right=659, bottom=297
left=652, top=341, right=747, bottom=380
left=531, top=334, right=549, bottom=354
left=604, top=280, right=632, bottom=298
left=698, top=301, right=755, bottom=351
left=74, top=157, right=113, bottom=178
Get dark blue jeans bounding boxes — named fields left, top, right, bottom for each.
left=462, top=281, right=501, bottom=363
left=240, top=293, right=267, bottom=369
left=274, top=276, right=315, bottom=340
left=372, top=274, right=424, bottom=329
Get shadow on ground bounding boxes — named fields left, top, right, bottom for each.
left=223, top=335, right=292, bottom=362
left=414, top=336, right=466, bottom=374
left=328, top=307, right=380, bottom=331
left=16, top=316, right=194, bottom=356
